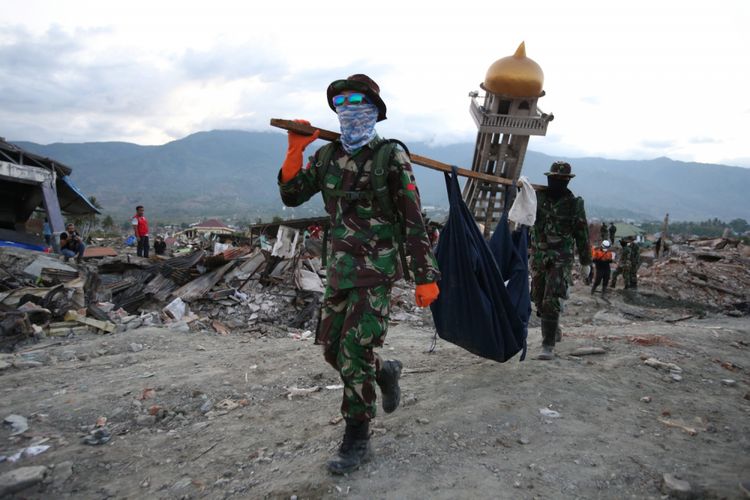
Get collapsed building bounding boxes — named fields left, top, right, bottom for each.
left=0, top=138, right=100, bottom=250
left=0, top=218, right=426, bottom=352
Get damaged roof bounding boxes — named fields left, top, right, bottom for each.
left=0, top=137, right=100, bottom=216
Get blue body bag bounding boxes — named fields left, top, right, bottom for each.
left=429, top=168, right=529, bottom=362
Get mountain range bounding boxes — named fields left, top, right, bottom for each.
left=14, top=130, right=750, bottom=224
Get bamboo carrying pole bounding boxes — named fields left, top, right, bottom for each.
left=270, top=119, right=545, bottom=191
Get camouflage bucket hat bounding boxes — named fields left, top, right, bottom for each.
left=326, top=74, right=387, bottom=122
left=544, top=161, right=575, bottom=178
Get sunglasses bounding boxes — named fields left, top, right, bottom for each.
left=331, top=93, right=369, bottom=107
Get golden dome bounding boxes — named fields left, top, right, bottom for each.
left=482, top=42, right=544, bottom=97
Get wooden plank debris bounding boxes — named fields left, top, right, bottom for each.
left=64, top=310, right=116, bottom=334
left=270, top=118, right=546, bottom=190
left=172, top=262, right=235, bottom=302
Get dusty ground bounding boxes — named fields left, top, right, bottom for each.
left=1, top=283, right=749, bottom=499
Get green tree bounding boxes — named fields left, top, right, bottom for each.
left=728, top=218, right=749, bottom=234
left=70, top=195, right=103, bottom=239
left=102, top=215, right=115, bottom=233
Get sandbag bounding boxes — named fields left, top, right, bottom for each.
left=430, top=168, right=528, bottom=362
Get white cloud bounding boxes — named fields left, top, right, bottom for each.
left=0, top=0, right=748, bottom=166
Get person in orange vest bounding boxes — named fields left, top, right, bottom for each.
left=131, top=205, right=149, bottom=258
left=591, top=239, right=614, bottom=295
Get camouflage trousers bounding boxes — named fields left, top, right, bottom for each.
left=611, top=265, right=631, bottom=288
left=531, top=263, right=569, bottom=321
left=316, top=284, right=391, bottom=422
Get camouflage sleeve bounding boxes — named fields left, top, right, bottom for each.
left=277, top=148, right=322, bottom=207
left=389, top=149, right=440, bottom=284
left=574, top=197, right=592, bottom=265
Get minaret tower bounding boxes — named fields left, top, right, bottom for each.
left=463, top=42, right=553, bottom=235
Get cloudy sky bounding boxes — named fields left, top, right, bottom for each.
left=2, top=0, right=748, bottom=166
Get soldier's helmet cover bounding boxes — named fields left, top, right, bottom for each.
left=326, top=74, right=387, bottom=122
left=544, top=161, right=575, bottom=178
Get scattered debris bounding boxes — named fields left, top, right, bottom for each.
left=661, top=473, right=693, bottom=498
left=285, top=386, right=321, bottom=400
left=643, top=357, right=683, bottom=373
left=82, top=427, right=111, bottom=446
left=658, top=417, right=699, bottom=436
left=539, top=408, right=561, bottom=418
left=3, top=414, right=29, bottom=436
left=1, top=445, right=51, bottom=463
left=569, top=346, right=606, bottom=356
left=0, top=465, right=48, bottom=497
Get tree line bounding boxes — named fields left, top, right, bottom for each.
left=639, top=218, right=749, bottom=238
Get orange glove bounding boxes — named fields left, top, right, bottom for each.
left=280, top=119, right=320, bottom=183
left=415, top=282, right=440, bottom=307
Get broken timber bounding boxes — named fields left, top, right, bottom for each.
left=270, top=119, right=545, bottom=190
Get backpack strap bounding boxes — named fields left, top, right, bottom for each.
left=371, top=139, right=412, bottom=281
left=370, top=139, right=409, bottom=221
left=316, top=142, right=338, bottom=268
left=316, top=141, right=339, bottom=192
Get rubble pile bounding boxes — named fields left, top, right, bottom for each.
left=638, top=240, right=750, bottom=313
left=0, top=225, right=423, bottom=352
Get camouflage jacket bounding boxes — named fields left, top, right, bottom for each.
left=278, top=137, right=439, bottom=290
left=616, top=244, right=632, bottom=270
left=628, top=243, right=641, bottom=268
left=530, top=189, right=592, bottom=272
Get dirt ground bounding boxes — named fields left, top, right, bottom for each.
left=1, top=282, right=749, bottom=499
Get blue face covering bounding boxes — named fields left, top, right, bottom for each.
left=336, top=103, right=378, bottom=153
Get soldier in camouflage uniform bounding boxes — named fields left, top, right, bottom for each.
left=531, top=161, right=591, bottom=360
left=277, top=74, right=440, bottom=474
left=610, top=238, right=632, bottom=289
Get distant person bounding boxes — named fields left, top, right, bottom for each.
left=655, top=237, right=662, bottom=258
left=154, top=235, right=167, bottom=256
left=608, top=222, right=616, bottom=243
left=59, top=223, right=86, bottom=263
left=131, top=205, right=149, bottom=258
left=591, top=240, right=614, bottom=295
left=42, top=218, right=52, bottom=247
left=600, top=221, right=608, bottom=243
left=308, top=223, right=322, bottom=239
left=530, top=161, right=591, bottom=360
left=610, top=238, right=631, bottom=289
left=428, top=223, right=440, bottom=249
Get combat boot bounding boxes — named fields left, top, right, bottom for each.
left=538, top=318, right=558, bottom=360
left=376, top=359, right=402, bottom=413
left=327, top=419, right=371, bottom=475
left=537, top=345, right=554, bottom=360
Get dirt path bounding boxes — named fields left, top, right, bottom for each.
left=1, top=283, right=749, bottom=499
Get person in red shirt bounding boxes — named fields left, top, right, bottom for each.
left=591, top=239, right=614, bottom=295
left=131, top=205, right=149, bottom=257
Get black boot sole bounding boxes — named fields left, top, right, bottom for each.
left=327, top=447, right=371, bottom=475
left=378, top=360, right=402, bottom=414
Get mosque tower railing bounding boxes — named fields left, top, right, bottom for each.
left=469, top=98, right=552, bottom=136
